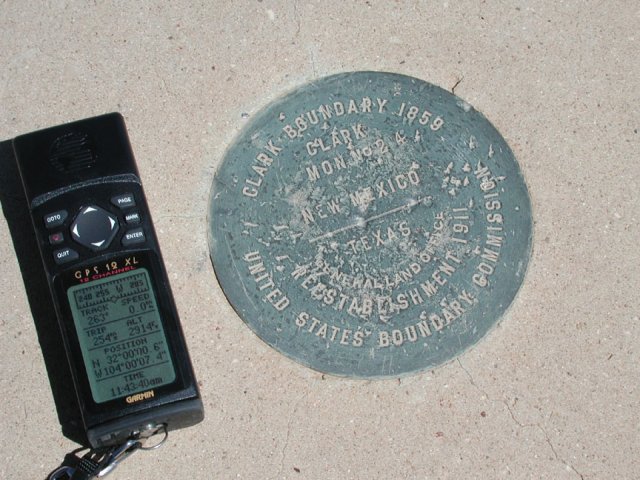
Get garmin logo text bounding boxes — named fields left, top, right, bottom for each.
left=126, top=390, right=155, bottom=404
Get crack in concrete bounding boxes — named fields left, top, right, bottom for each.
left=308, top=46, right=318, bottom=79
left=292, top=0, right=301, bottom=38
left=457, top=358, right=488, bottom=397
left=274, top=388, right=310, bottom=479
left=457, top=360, right=584, bottom=479
left=541, top=426, right=585, bottom=479
left=451, top=76, right=463, bottom=94
left=504, top=401, right=585, bottom=480
left=155, top=214, right=201, bottom=220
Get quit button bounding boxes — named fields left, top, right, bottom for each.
left=53, top=247, right=79, bottom=265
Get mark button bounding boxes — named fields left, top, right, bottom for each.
left=124, top=211, right=141, bottom=225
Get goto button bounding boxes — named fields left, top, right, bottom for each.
left=111, top=193, right=136, bottom=209
left=44, top=210, right=68, bottom=229
left=53, top=247, right=79, bottom=265
left=122, top=227, right=145, bottom=246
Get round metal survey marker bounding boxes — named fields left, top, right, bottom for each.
left=209, top=72, right=532, bottom=378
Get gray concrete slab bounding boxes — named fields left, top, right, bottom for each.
left=1, top=1, right=638, bottom=479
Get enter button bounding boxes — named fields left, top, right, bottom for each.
left=122, top=227, right=146, bottom=246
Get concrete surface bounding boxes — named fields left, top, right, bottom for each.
left=0, top=1, right=638, bottom=479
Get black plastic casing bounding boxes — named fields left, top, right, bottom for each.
left=12, top=113, right=203, bottom=448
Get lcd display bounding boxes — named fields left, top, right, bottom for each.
left=67, top=268, right=176, bottom=403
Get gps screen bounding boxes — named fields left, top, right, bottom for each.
left=67, top=268, right=176, bottom=403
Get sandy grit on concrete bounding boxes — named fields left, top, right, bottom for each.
left=1, top=1, right=638, bottom=479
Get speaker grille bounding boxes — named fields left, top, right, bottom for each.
left=49, top=131, right=97, bottom=174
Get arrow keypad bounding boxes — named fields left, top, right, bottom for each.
left=70, top=205, right=120, bottom=251
left=43, top=192, right=146, bottom=265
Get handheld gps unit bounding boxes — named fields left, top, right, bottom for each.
left=12, top=113, right=204, bottom=449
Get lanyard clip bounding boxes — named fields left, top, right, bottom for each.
left=48, top=425, right=168, bottom=480
left=97, top=438, right=142, bottom=477
left=47, top=440, right=140, bottom=480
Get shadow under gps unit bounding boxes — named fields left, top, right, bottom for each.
left=0, top=139, right=88, bottom=446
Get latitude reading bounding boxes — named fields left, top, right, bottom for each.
left=209, top=72, right=532, bottom=377
left=67, top=268, right=175, bottom=403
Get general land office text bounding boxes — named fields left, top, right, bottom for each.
left=233, top=94, right=510, bottom=350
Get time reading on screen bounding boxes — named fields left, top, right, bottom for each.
left=67, top=268, right=176, bottom=403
